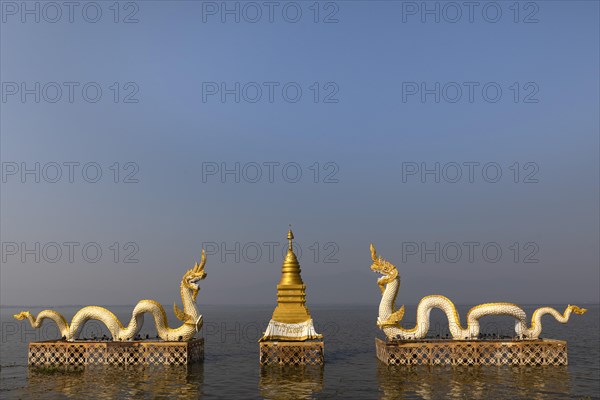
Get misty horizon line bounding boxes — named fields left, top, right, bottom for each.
left=2, top=302, right=599, bottom=309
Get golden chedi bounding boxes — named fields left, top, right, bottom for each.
left=260, top=229, right=322, bottom=341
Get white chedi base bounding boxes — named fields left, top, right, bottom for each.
left=261, top=319, right=322, bottom=341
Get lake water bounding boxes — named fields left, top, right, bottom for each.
left=1, top=304, right=598, bottom=399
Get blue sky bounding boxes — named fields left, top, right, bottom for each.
left=1, top=1, right=598, bottom=306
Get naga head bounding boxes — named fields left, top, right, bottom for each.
left=567, top=305, right=587, bottom=315
left=182, top=249, right=207, bottom=301
left=370, top=244, right=398, bottom=293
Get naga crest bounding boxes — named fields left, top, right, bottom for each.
left=370, top=244, right=398, bottom=293
left=174, top=250, right=207, bottom=323
left=183, top=249, right=207, bottom=295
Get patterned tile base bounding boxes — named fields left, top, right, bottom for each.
left=259, top=341, right=324, bottom=365
left=28, top=338, right=204, bottom=367
left=375, top=338, right=567, bottom=366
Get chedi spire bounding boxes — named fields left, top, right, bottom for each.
left=260, top=229, right=322, bottom=341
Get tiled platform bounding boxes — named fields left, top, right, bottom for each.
left=375, top=338, right=567, bottom=366
left=259, top=341, right=324, bottom=365
left=28, top=338, right=204, bottom=367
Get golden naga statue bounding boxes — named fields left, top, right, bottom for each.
left=14, top=251, right=208, bottom=341
left=370, top=244, right=587, bottom=340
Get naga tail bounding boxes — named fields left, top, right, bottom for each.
left=534, top=304, right=588, bottom=324
left=525, top=304, right=588, bottom=339
left=567, top=305, right=587, bottom=316
left=14, top=310, right=71, bottom=340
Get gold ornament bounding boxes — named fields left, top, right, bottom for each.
left=261, top=229, right=322, bottom=341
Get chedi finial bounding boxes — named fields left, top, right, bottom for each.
left=287, top=226, right=294, bottom=251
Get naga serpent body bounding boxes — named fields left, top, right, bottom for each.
left=370, top=244, right=586, bottom=340
left=14, top=251, right=207, bottom=341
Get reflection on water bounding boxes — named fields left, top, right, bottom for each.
left=377, top=363, right=571, bottom=400
left=259, top=366, right=324, bottom=400
left=26, top=364, right=204, bottom=399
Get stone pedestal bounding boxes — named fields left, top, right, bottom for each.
left=375, top=338, right=567, bottom=366
left=28, top=338, right=204, bottom=367
left=259, top=341, right=324, bottom=366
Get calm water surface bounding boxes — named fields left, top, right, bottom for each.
left=1, top=305, right=598, bottom=399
